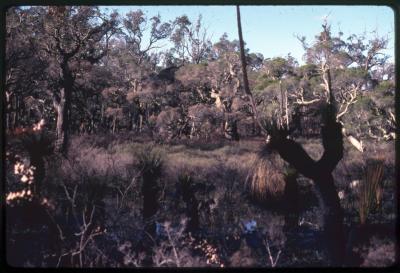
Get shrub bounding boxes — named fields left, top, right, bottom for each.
left=262, top=214, right=286, bottom=267
left=152, top=219, right=208, bottom=267
left=360, top=237, right=395, bottom=267
left=229, top=241, right=257, bottom=267
left=155, top=107, right=184, bottom=141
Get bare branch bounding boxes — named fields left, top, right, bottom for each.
left=336, top=85, right=359, bottom=119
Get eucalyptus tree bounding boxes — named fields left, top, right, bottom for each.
left=5, top=7, right=48, bottom=130
left=36, top=6, right=119, bottom=154
left=175, top=34, right=249, bottom=140
left=122, top=10, right=172, bottom=67
left=170, top=15, right=191, bottom=65
left=121, top=10, right=173, bottom=132
left=298, top=21, right=391, bottom=149
left=170, top=15, right=212, bottom=65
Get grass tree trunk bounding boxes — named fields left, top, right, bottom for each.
left=13, top=95, right=20, bottom=129
left=179, top=175, right=200, bottom=233
left=139, top=149, right=162, bottom=266
left=142, top=171, right=159, bottom=236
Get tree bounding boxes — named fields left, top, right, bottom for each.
left=38, top=6, right=118, bottom=154
left=5, top=7, right=48, bottom=130
left=346, top=32, right=389, bottom=73
left=237, top=6, right=346, bottom=265
left=170, top=15, right=212, bottom=65
left=262, top=56, right=296, bottom=81
left=298, top=21, right=391, bottom=150
left=170, top=15, right=191, bottom=65
left=123, top=10, right=172, bottom=66
left=184, top=15, right=212, bottom=64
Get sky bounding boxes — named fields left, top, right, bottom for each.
left=103, top=5, right=395, bottom=64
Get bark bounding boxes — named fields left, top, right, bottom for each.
left=100, top=103, right=104, bottom=128
left=13, top=95, right=20, bottom=129
left=236, top=6, right=268, bottom=136
left=54, top=61, right=73, bottom=155
left=139, top=115, right=143, bottom=132
left=5, top=91, right=12, bottom=131
left=190, top=120, right=196, bottom=139
left=112, top=115, right=116, bottom=133
left=224, top=119, right=239, bottom=141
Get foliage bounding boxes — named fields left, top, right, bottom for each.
left=4, top=6, right=395, bottom=268
left=246, top=151, right=287, bottom=203
left=360, top=237, right=395, bottom=267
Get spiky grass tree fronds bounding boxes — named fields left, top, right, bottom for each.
left=246, top=148, right=287, bottom=205
left=137, top=145, right=164, bottom=177
left=358, top=158, right=384, bottom=225
left=178, top=174, right=193, bottom=201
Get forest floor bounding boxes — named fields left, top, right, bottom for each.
left=6, top=133, right=396, bottom=267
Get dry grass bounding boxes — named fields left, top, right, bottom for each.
left=63, top=143, right=134, bottom=181
left=358, top=157, right=385, bottom=225
left=65, top=135, right=280, bottom=210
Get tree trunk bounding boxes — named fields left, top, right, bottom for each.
left=224, top=119, right=239, bottom=141
left=190, top=120, right=196, bottom=139
left=54, top=61, right=73, bottom=155
left=139, top=115, right=143, bottom=132
left=112, top=116, right=116, bottom=134
left=100, top=103, right=105, bottom=130
left=5, top=91, right=12, bottom=131
left=13, top=95, right=19, bottom=129
left=54, top=88, right=68, bottom=154
left=270, top=118, right=346, bottom=265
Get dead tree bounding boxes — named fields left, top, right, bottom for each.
left=236, top=5, right=346, bottom=266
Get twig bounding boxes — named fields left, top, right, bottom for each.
left=264, top=238, right=282, bottom=267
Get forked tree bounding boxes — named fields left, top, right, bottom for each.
left=40, top=6, right=118, bottom=154
left=236, top=6, right=346, bottom=266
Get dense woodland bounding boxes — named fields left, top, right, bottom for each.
left=5, top=6, right=396, bottom=267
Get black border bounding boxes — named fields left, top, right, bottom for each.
left=0, top=0, right=399, bottom=272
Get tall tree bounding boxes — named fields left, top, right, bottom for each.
left=298, top=21, right=391, bottom=149
left=170, top=15, right=212, bottom=65
left=5, top=7, right=47, bottom=130
left=170, top=15, right=191, bottom=65
left=39, top=6, right=118, bottom=154
left=123, top=10, right=172, bottom=66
